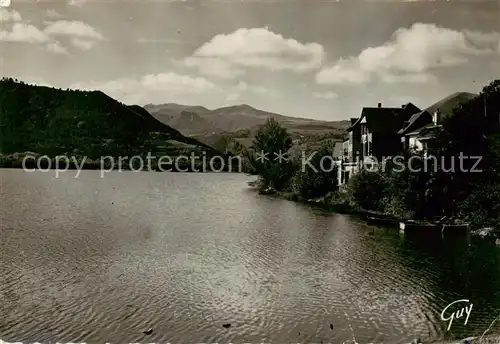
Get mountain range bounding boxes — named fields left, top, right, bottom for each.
left=144, top=103, right=350, bottom=148
left=143, top=92, right=477, bottom=150
left=0, top=77, right=478, bottom=168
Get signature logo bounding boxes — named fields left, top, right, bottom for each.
left=0, top=0, right=11, bottom=7
left=441, top=299, right=473, bottom=331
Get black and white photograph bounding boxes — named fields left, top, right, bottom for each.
left=1, top=0, right=500, bottom=343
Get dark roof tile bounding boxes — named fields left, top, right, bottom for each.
left=348, top=102, right=420, bottom=134
left=398, top=110, right=433, bottom=135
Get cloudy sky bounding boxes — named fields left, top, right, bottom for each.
left=0, top=0, right=499, bottom=120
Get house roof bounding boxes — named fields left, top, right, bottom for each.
left=347, top=102, right=420, bottom=134
left=406, top=130, right=422, bottom=137
left=347, top=108, right=397, bottom=132
left=399, top=110, right=433, bottom=135
left=417, top=124, right=442, bottom=140
left=402, top=102, right=421, bottom=115
left=399, top=92, right=478, bottom=135
left=406, top=124, right=442, bottom=141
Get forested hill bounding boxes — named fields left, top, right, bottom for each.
left=0, top=78, right=220, bottom=160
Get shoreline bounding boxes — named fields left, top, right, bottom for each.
left=0, top=165, right=244, bottom=173
left=248, top=180, right=500, bottom=241
left=248, top=179, right=387, bottom=217
left=0, top=157, right=249, bottom=173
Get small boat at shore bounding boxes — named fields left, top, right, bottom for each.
left=365, top=216, right=400, bottom=228
left=399, top=221, right=440, bottom=234
left=441, top=223, right=469, bottom=236
left=400, top=221, right=470, bottom=236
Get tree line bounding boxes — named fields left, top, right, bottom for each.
left=244, top=79, right=500, bottom=229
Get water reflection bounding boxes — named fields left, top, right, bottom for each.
left=396, top=232, right=500, bottom=339
left=1, top=170, right=500, bottom=343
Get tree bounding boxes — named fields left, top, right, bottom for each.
left=291, top=140, right=338, bottom=199
left=431, top=79, right=500, bottom=224
left=347, top=168, right=388, bottom=212
left=249, top=118, right=294, bottom=190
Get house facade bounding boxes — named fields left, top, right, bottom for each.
left=349, top=102, right=420, bottom=160
left=337, top=102, right=420, bottom=185
left=399, top=92, right=479, bottom=155
left=335, top=92, right=483, bottom=186
left=400, top=110, right=442, bottom=155
left=337, top=118, right=360, bottom=184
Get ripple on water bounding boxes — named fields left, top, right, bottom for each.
left=1, top=171, right=500, bottom=343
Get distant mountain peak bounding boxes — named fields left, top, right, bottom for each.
left=425, top=91, right=478, bottom=114
left=236, top=104, right=254, bottom=109
left=221, top=104, right=256, bottom=111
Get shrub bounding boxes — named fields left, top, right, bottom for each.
left=291, top=140, right=338, bottom=199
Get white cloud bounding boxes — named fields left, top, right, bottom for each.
left=69, top=73, right=220, bottom=104
left=463, top=30, right=500, bottom=54
left=316, top=23, right=500, bottom=85
left=380, top=72, right=437, bottom=84
left=183, top=27, right=324, bottom=78
left=316, top=58, right=370, bottom=85
left=67, top=0, right=86, bottom=7
left=0, top=16, right=102, bottom=53
left=312, top=91, right=339, bottom=100
left=181, top=57, right=244, bottom=80
left=45, top=41, right=68, bottom=54
left=141, top=73, right=217, bottom=93
left=70, top=37, right=94, bottom=50
left=44, top=20, right=103, bottom=40
left=233, top=81, right=279, bottom=98
left=0, top=23, right=50, bottom=43
left=222, top=82, right=278, bottom=104
left=226, top=93, right=240, bottom=102
left=45, top=9, right=62, bottom=18
left=234, top=81, right=269, bottom=94
left=66, top=73, right=280, bottom=106
left=43, top=20, right=102, bottom=52
left=0, top=8, right=21, bottom=21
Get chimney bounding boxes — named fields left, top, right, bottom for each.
left=402, top=104, right=405, bottom=108
left=433, top=108, right=441, bottom=125
left=378, top=102, right=382, bottom=108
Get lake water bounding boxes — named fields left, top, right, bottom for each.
left=1, top=170, right=500, bottom=344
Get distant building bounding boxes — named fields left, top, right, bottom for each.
left=399, top=92, right=478, bottom=155
left=338, top=118, right=359, bottom=184
left=336, top=92, right=481, bottom=186
left=338, top=102, right=420, bottom=185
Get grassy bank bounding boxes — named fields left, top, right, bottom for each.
left=248, top=178, right=363, bottom=215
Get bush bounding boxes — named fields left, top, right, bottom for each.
left=290, top=140, right=338, bottom=199
left=346, top=168, right=388, bottom=212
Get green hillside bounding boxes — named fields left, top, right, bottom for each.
left=0, top=78, right=224, bottom=170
